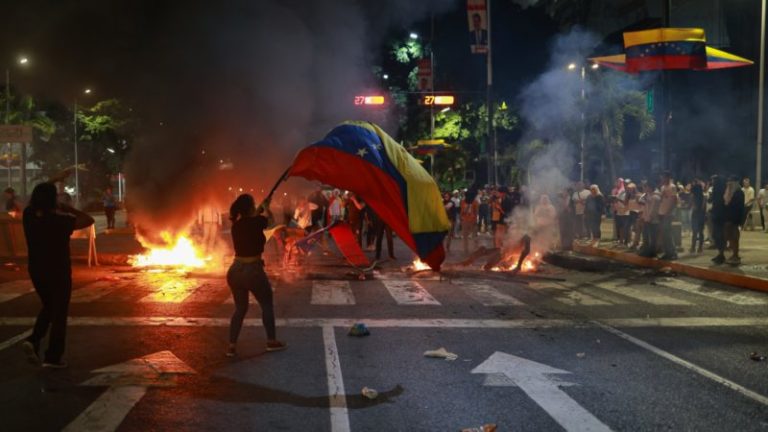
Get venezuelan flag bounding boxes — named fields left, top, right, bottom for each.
left=289, top=121, right=451, bottom=270
left=624, top=28, right=707, bottom=73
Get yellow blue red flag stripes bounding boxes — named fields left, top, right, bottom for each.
left=289, top=121, right=451, bottom=271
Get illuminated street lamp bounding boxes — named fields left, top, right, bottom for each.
left=74, top=87, right=93, bottom=208
left=5, top=55, right=31, bottom=189
left=567, top=63, right=577, bottom=70
left=409, top=32, right=419, bottom=40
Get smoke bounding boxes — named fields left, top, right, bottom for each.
left=124, top=0, right=456, bottom=234
left=509, top=0, right=542, bottom=9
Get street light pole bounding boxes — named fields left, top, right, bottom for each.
left=5, top=68, right=11, bottom=188
left=757, top=0, right=766, bottom=194
left=486, top=0, right=495, bottom=186
left=580, top=65, right=586, bottom=183
left=73, top=99, right=79, bottom=208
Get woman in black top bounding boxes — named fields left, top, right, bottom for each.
left=22, top=182, right=94, bottom=368
left=226, top=194, right=285, bottom=357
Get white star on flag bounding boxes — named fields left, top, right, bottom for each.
left=356, top=148, right=368, bottom=158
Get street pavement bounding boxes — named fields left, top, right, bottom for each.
left=0, top=233, right=768, bottom=431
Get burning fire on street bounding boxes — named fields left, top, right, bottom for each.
left=130, top=231, right=212, bottom=271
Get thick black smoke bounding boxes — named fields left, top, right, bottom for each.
left=123, top=0, right=456, bottom=233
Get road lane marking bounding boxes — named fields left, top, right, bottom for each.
left=454, top=282, right=525, bottom=306
left=0, top=279, right=33, bottom=303
left=63, top=351, right=195, bottom=432
left=595, top=321, right=768, bottom=407
left=312, top=281, right=355, bottom=305
left=528, top=282, right=613, bottom=306
left=596, top=279, right=692, bottom=305
left=0, top=329, right=32, bottom=352
left=473, top=352, right=613, bottom=432
left=381, top=280, right=441, bottom=305
left=1, top=316, right=766, bottom=329
left=139, top=278, right=200, bottom=303
left=654, top=278, right=768, bottom=305
left=72, top=280, right=133, bottom=303
left=323, top=326, right=351, bottom=432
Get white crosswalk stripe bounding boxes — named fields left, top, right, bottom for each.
left=454, top=281, right=525, bottom=306
left=529, top=281, right=614, bottom=306
left=381, top=280, right=441, bottom=305
left=312, top=281, right=355, bottom=305
left=595, top=279, right=692, bottom=305
left=138, top=278, right=201, bottom=303
left=653, top=277, right=768, bottom=305
left=72, top=280, right=134, bottom=303
left=0, top=279, right=33, bottom=303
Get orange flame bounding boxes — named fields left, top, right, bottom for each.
left=131, top=232, right=210, bottom=269
left=411, top=258, right=431, bottom=271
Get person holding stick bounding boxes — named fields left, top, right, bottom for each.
left=226, top=193, right=286, bottom=357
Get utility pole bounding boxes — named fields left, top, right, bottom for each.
left=5, top=69, right=11, bottom=189
left=74, top=99, right=80, bottom=208
left=757, top=0, right=766, bottom=192
left=580, top=65, right=586, bottom=183
left=486, top=0, right=495, bottom=186
left=659, top=0, right=672, bottom=170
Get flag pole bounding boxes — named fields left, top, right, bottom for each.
left=486, top=0, right=495, bottom=185
left=259, top=166, right=291, bottom=210
left=757, top=0, right=766, bottom=196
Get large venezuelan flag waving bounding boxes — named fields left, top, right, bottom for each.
left=289, top=121, right=451, bottom=271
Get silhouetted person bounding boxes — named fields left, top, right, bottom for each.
left=710, top=175, right=727, bottom=264
left=226, top=194, right=286, bottom=357
left=3, top=187, right=21, bottom=214
left=103, top=187, right=117, bottom=229
left=21, top=182, right=94, bottom=368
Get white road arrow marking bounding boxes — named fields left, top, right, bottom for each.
left=472, top=352, right=612, bottom=432
left=63, top=350, right=195, bottom=432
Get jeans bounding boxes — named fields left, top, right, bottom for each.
left=691, top=212, right=706, bottom=251
left=725, top=222, right=741, bottom=257
left=227, top=260, right=276, bottom=342
left=28, top=272, right=72, bottom=363
left=375, top=219, right=394, bottom=259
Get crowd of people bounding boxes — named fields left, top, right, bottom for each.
left=440, top=172, right=763, bottom=266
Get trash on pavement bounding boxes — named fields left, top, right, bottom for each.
left=361, top=387, right=378, bottom=400
left=749, top=352, right=766, bottom=362
left=97, top=275, right=122, bottom=282
left=348, top=323, right=370, bottom=337
left=460, top=424, right=497, bottom=432
left=576, top=352, right=586, bottom=358
left=424, top=347, right=458, bottom=361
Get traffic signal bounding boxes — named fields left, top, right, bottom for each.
left=421, top=95, right=455, bottom=106
left=354, top=95, right=385, bottom=106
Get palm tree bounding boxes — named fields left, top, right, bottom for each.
left=587, top=72, right=655, bottom=183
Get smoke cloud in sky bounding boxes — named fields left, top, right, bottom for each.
left=123, top=0, right=456, bottom=233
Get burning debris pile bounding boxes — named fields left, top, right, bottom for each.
left=130, top=232, right=212, bottom=270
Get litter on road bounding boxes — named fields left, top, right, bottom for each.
left=424, top=347, right=458, bottom=361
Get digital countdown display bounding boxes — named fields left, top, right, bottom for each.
left=354, top=95, right=385, bottom=106
left=422, top=95, right=455, bottom=106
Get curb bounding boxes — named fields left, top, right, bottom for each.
left=573, top=243, right=768, bottom=294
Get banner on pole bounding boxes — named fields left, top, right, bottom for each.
left=0, top=126, right=33, bottom=143
left=467, top=0, right=488, bottom=54
left=417, top=58, right=433, bottom=91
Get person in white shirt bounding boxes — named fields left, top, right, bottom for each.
left=758, top=182, right=768, bottom=232
left=742, top=177, right=756, bottom=231
left=198, top=204, right=222, bottom=253
left=572, top=182, right=590, bottom=240
left=656, top=172, right=678, bottom=260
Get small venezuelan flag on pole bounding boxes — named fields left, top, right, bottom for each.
left=289, top=121, right=451, bottom=271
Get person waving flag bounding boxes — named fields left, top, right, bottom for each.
left=289, top=121, right=451, bottom=271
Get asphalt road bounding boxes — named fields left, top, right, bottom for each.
left=1, top=241, right=767, bottom=431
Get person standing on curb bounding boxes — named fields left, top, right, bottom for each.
left=21, top=182, right=95, bottom=368
left=724, top=176, right=745, bottom=265
left=742, top=177, right=755, bottom=231
left=657, top=171, right=678, bottom=260
left=710, top=175, right=728, bottom=265
left=690, top=180, right=706, bottom=254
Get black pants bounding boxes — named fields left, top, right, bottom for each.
left=639, top=222, right=659, bottom=257
left=227, top=260, right=276, bottom=343
left=586, top=214, right=601, bottom=239
left=712, top=220, right=726, bottom=254
left=105, top=207, right=116, bottom=229
left=659, top=214, right=676, bottom=257
left=375, top=219, right=394, bottom=259
left=691, top=212, right=706, bottom=251
left=27, top=273, right=72, bottom=363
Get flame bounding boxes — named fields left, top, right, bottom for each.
left=131, top=232, right=210, bottom=269
left=411, top=258, right=431, bottom=271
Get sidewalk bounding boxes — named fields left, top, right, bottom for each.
left=574, top=219, right=768, bottom=294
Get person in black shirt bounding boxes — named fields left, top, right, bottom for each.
left=226, top=193, right=286, bottom=357
left=21, top=182, right=94, bottom=368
